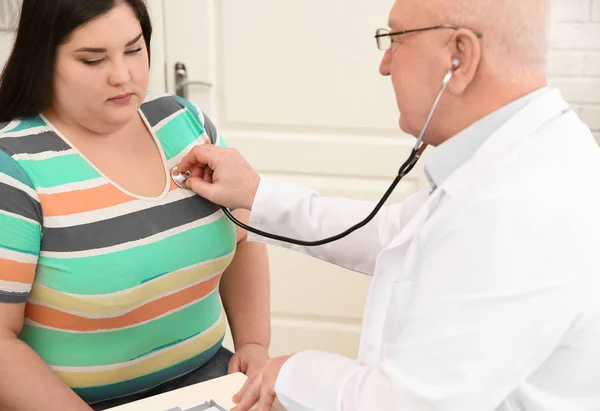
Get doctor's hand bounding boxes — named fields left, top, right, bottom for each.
left=231, top=355, right=291, bottom=411
left=176, top=145, right=260, bottom=210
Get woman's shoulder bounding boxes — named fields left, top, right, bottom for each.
left=0, top=116, right=49, bottom=155
left=140, top=91, right=204, bottom=123
left=0, top=116, right=46, bottom=135
left=140, top=91, right=218, bottom=144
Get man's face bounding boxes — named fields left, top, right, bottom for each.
left=379, top=1, right=454, bottom=142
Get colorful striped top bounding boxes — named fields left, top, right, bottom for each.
left=0, top=93, right=237, bottom=403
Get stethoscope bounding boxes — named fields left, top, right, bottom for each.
left=171, top=58, right=460, bottom=246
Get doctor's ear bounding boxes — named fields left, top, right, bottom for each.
left=446, top=29, right=482, bottom=94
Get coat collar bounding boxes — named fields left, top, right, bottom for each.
left=382, top=88, right=570, bottom=252
left=423, top=87, right=550, bottom=191
left=440, top=88, right=570, bottom=198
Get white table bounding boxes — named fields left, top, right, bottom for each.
left=106, top=372, right=285, bottom=411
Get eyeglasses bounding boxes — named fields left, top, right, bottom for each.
left=375, top=24, right=483, bottom=50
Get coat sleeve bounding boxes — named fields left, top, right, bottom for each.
left=247, top=177, right=427, bottom=275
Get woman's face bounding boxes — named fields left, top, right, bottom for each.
left=51, top=2, right=149, bottom=134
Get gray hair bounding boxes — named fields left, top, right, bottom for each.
left=437, top=0, right=550, bottom=79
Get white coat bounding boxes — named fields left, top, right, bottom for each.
left=248, top=88, right=600, bottom=411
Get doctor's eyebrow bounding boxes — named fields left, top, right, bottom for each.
left=73, top=33, right=144, bottom=53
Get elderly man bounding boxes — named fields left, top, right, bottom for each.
left=176, top=0, right=600, bottom=410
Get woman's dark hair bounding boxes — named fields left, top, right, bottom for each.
left=0, top=0, right=152, bottom=122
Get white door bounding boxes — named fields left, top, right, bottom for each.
left=147, top=0, right=429, bottom=358
left=0, top=0, right=18, bottom=72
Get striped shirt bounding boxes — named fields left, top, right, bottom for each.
left=0, top=93, right=237, bottom=403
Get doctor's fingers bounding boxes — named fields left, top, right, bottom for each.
left=232, top=372, right=256, bottom=403
left=232, top=375, right=262, bottom=411
left=202, top=167, right=213, bottom=183
left=179, top=146, right=256, bottom=184
left=258, top=389, right=276, bottom=411
left=177, top=144, right=221, bottom=173
left=185, top=165, right=205, bottom=179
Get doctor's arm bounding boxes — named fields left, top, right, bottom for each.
left=267, top=201, right=583, bottom=411
left=178, top=145, right=420, bottom=275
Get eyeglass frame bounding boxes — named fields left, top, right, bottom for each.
left=374, top=24, right=483, bottom=50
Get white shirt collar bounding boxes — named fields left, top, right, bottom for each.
left=424, top=86, right=551, bottom=191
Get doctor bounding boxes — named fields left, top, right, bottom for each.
left=177, top=0, right=600, bottom=410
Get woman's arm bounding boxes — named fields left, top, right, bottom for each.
left=219, top=209, right=271, bottom=375
left=0, top=303, right=92, bottom=411
left=0, top=152, right=91, bottom=410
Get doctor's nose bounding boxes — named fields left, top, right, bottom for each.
left=379, top=48, right=392, bottom=76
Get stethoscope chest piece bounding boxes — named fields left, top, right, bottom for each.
left=171, top=166, right=191, bottom=189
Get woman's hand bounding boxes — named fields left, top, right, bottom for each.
left=228, top=343, right=270, bottom=377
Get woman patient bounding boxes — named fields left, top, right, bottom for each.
left=0, top=1, right=270, bottom=410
